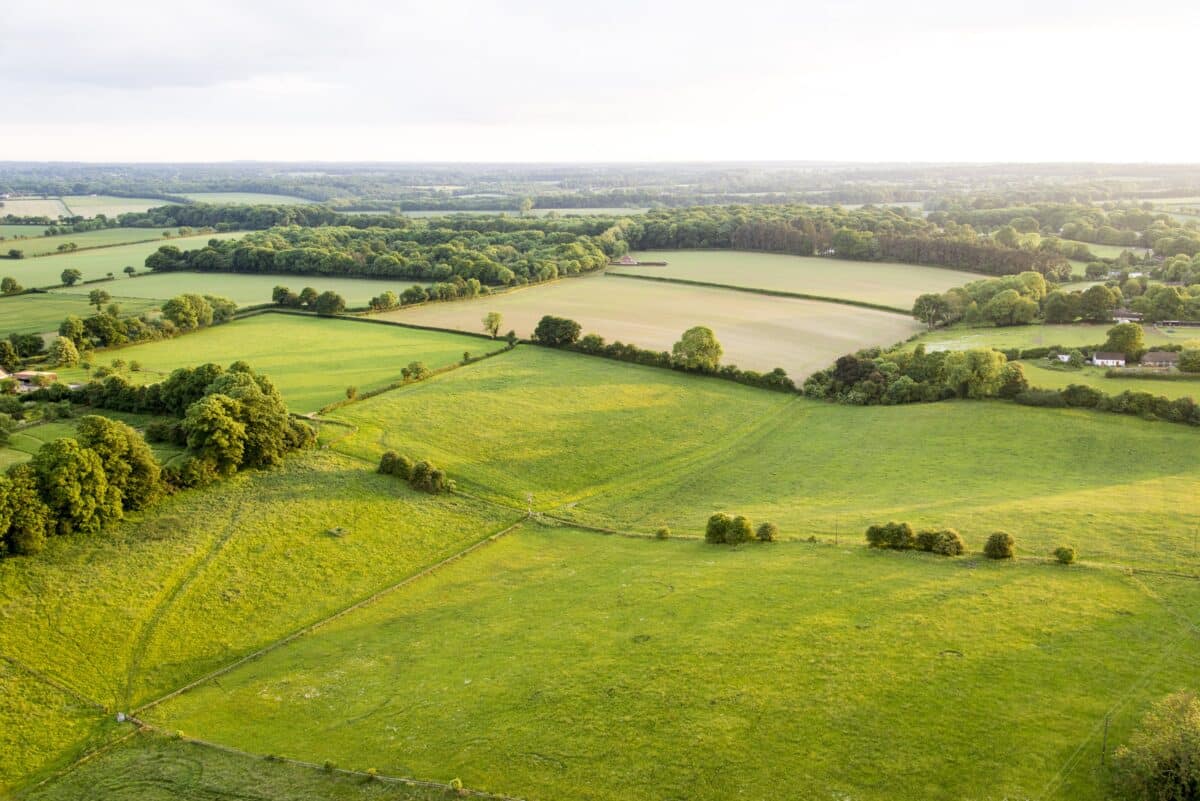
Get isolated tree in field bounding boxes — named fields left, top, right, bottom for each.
left=1113, top=690, right=1200, bottom=801
left=60, top=268, right=82, bottom=286
left=1104, top=322, right=1146, bottom=359
left=6, top=249, right=23, bottom=260
left=0, top=340, right=19, bottom=373
left=0, top=277, right=21, bottom=294
left=88, top=288, right=111, bottom=312
left=533, top=315, right=581, bottom=347
left=912, top=293, right=951, bottom=329
left=705, top=513, right=733, bottom=544
left=983, top=531, right=1015, bottom=559
left=482, top=311, right=503, bottom=338
left=313, top=291, right=345, bottom=316
left=123, top=265, right=136, bottom=277
left=47, top=336, right=80, bottom=368
left=756, top=522, right=778, bottom=542
left=1053, top=546, right=1076, bottom=565
left=76, top=415, right=161, bottom=511
left=31, top=438, right=123, bottom=536
left=2, top=465, right=51, bottom=555
left=298, top=287, right=319, bottom=308
left=672, top=326, right=722, bottom=371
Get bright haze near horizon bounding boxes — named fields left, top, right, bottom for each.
left=3, top=0, right=1197, bottom=164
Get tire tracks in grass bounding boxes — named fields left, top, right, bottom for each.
left=119, top=499, right=246, bottom=711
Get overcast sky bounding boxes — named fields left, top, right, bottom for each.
left=2, top=0, right=1197, bottom=163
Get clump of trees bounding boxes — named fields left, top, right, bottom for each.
left=916, top=528, right=966, bottom=556
left=866, top=523, right=965, bottom=556
left=162, top=293, right=236, bottom=330
left=533, top=315, right=582, bottom=347
left=704, top=513, right=757, bottom=545
left=1112, top=690, right=1200, bottom=801
left=377, top=451, right=453, bottom=494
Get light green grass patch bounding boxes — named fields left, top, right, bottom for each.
left=0, top=233, right=243, bottom=288
left=0, top=198, right=69, bottom=218
left=178, top=192, right=310, bottom=205
left=55, top=314, right=491, bottom=413
left=383, top=274, right=922, bottom=379
left=327, top=345, right=793, bottom=507
left=60, top=196, right=174, bottom=218
left=614, top=249, right=978, bottom=308
left=0, top=228, right=185, bottom=258
left=0, top=224, right=49, bottom=239
left=55, top=271, right=432, bottom=308
left=1021, top=359, right=1200, bottom=400
left=146, top=526, right=1200, bottom=801
left=0, top=291, right=161, bottom=336
left=913, top=323, right=1186, bottom=352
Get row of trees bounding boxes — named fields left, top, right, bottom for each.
left=705, top=513, right=777, bottom=544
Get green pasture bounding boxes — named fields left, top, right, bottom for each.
left=0, top=292, right=161, bottom=336
left=0, top=198, right=69, bottom=218
left=327, top=345, right=794, bottom=507
left=21, top=731, right=461, bottom=801
left=55, top=271, right=433, bottom=308
left=1020, top=359, right=1200, bottom=400
left=60, top=196, right=174, bottom=218
left=148, top=525, right=1200, bottom=801
left=384, top=274, right=922, bottom=378
left=1068, top=240, right=1149, bottom=259
left=0, top=450, right=517, bottom=790
left=0, top=228, right=183, bottom=258
left=177, top=192, right=310, bottom=205
left=614, top=249, right=978, bottom=308
left=54, top=314, right=493, bottom=413
left=912, top=322, right=1187, bottom=352
left=0, top=232, right=243, bottom=288
left=0, top=224, right=49, bottom=239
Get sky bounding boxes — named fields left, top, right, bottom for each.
left=2, top=0, right=1198, bottom=163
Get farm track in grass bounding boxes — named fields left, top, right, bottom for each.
left=145, top=525, right=1200, bottom=801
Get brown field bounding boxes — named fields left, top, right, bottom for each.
left=378, top=275, right=922, bottom=378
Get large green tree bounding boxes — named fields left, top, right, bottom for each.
left=75, top=415, right=161, bottom=511
left=912, top=293, right=951, bottom=329
left=942, top=349, right=1007, bottom=398
left=31, top=438, right=122, bottom=536
left=1103, top=323, right=1145, bottom=359
left=2, top=465, right=51, bottom=555
left=672, top=326, right=723, bottom=371
left=183, top=394, right=247, bottom=476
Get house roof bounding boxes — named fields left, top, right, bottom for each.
left=1142, top=351, right=1180, bottom=363
left=1112, top=309, right=1143, bottom=318
left=1093, top=352, right=1126, bottom=361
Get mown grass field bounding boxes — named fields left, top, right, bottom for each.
left=0, top=232, right=244, bottom=287
left=0, top=450, right=518, bottom=790
left=55, top=314, right=492, bottom=413
left=0, top=224, right=49, bottom=239
left=612, top=249, right=977, bottom=308
left=383, top=275, right=922, bottom=378
left=1020, top=359, right=1200, bottom=400
left=148, top=525, right=1200, bottom=801
left=1069, top=240, right=1149, bottom=259
left=177, top=192, right=310, bottom=205
left=0, top=228, right=182, bottom=258
left=913, top=322, right=1187, bottom=351
left=0, top=197, right=69, bottom=218
left=0, top=291, right=161, bottom=336
left=55, top=271, right=432, bottom=308
left=60, top=196, right=174, bottom=218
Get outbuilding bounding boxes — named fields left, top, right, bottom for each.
left=1092, top=352, right=1126, bottom=368
left=1141, top=351, right=1180, bottom=368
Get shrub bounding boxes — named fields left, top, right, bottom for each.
left=984, top=531, right=1015, bottom=559
left=705, top=513, right=732, bottom=544
left=401, top=361, right=429, bottom=381
left=409, top=460, right=451, bottom=493
left=345, top=386, right=358, bottom=400
left=756, top=521, right=778, bottom=542
left=931, top=529, right=966, bottom=556
left=1113, top=691, right=1200, bottom=801
left=1054, top=546, right=1076, bottom=565
left=533, top=315, right=581, bottom=347
left=323, top=761, right=337, bottom=773
left=725, top=515, right=753, bottom=544
left=378, top=451, right=399, bottom=475
left=655, top=526, right=670, bottom=540
left=865, top=521, right=915, bottom=550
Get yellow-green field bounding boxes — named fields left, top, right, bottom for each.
left=1020, top=359, right=1200, bottom=400
left=913, top=322, right=1187, bottom=351
left=60, top=196, right=174, bottom=217
left=382, top=274, right=923, bottom=378
left=613, top=249, right=978, bottom=308
left=0, top=227, right=181, bottom=258
left=0, top=197, right=69, bottom=218
left=0, top=291, right=161, bottom=336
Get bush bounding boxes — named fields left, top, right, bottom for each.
left=725, top=515, right=753, bottom=544
left=756, top=521, right=778, bottom=542
left=915, top=527, right=964, bottom=556
left=705, top=513, right=732, bottom=544
left=865, top=521, right=915, bottom=550
left=1113, top=691, right=1200, bottom=801
left=1054, top=546, right=1076, bottom=565
left=378, top=451, right=399, bottom=475
left=533, top=315, right=582, bottom=347
left=984, top=531, right=1015, bottom=559
left=409, top=460, right=452, bottom=493
left=655, top=526, right=670, bottom=540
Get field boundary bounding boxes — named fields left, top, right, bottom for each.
left=604, top=270, right=912, bottom=315
left=124, top=726, right=527, bottom=801
left=132, top=515, right=529, bottom=715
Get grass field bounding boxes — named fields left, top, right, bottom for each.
left=54, top=314, right=493, bottom=413
left=399, top=208, right=648, bottom=218
left=0, top=224, right=49, bottom=239
left=0, top=450, right=518, bottom=790
left=0, top=291, right=161, bottom=336
left=382, top=275, right=922, bottom=378
left=21, top=731, right=462, bottom=801
left=0, top=411, right=187, bottom=471
left=60, top=196, right=174, bottom=218
left=147, top=525, right=1200, bottom=801
left=0, top=232, right=243, bottom=288
left=178, top=192, right=310, bottom=205
left=1069, top=240, right=1149, bottom=259
left=913, top=322, right=1188, bottom=351
left=0, top=198, right=69, bottom=218
left=1021, top=360, right=1200, bottom=400
left=0, top=228, right=182, bottom=258
left=55, top=271, right=433, bottom=308
left=612, top=249, right=978, bottom=308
